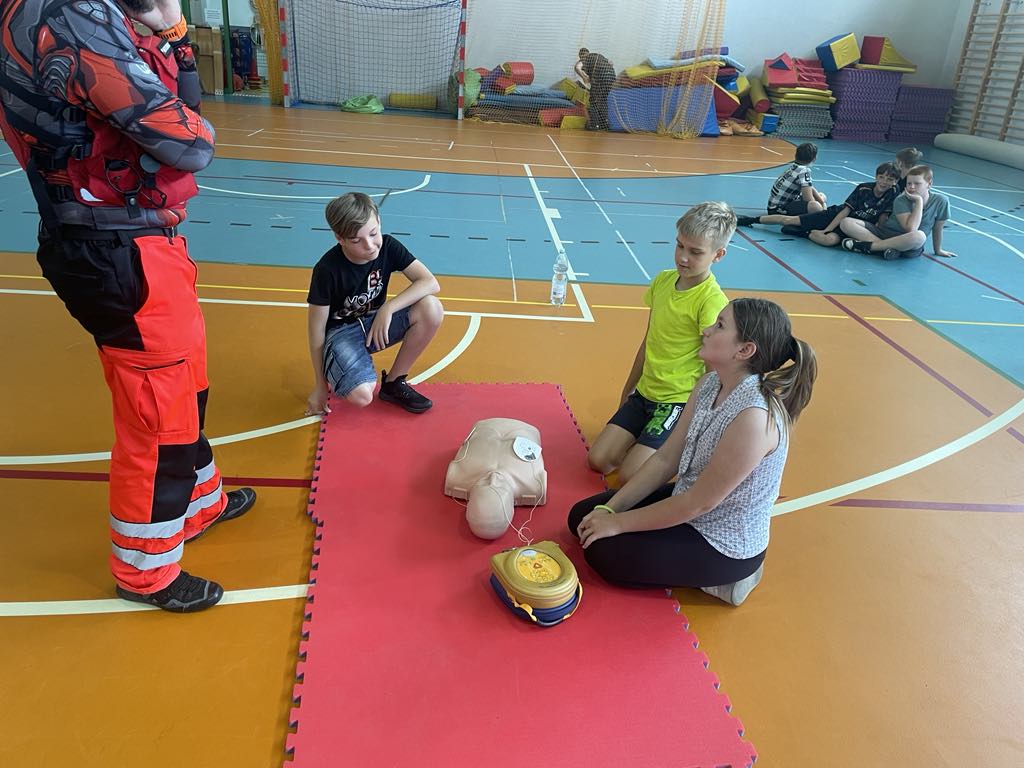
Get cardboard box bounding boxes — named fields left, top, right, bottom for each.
left=198, top=49, right=224, bottom=95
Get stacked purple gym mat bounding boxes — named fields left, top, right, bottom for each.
left=828, top=68, right=903, bottom=141
left=887, top=85, right=955, bottom=144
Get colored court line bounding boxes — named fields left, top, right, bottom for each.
left=0, top=469, right=310, bottom=487
left=736, top=230, right=1024, bottom=444
left=832, top=498, right=1024, bottom=513
left=924, top=255, right=1024, bottom=306
left=772, top=395, right=1024, bottom=516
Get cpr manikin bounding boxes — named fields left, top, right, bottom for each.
left=444, top=419, right=547, bottom=539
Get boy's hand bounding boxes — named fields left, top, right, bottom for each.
left=577, top=507, right=623, bottom=549
left=935, top=249, right=957, bottom=258
left=121, top=0, right=183, bottom=31
left=905, top=193, right=923, bottom=205
left=366, top=305, right=393, bottom=350
left=305, top=383, right=331, bottom=416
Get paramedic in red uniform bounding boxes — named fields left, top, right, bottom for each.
left=0, top=0, right=256, bottom=611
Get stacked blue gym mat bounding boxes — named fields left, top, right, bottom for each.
left=828, top=68, right=903, bottom=141
left=887, top=85, right=955, bottom=144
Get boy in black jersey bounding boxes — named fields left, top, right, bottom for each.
left=739, top=162, right=900, bottom=248
left=306, top=193, right=443, bottom=415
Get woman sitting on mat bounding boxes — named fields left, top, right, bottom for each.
left=568, top=298, right=817, bottom=605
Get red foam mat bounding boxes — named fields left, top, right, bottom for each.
left=288, top=383, right=755, bottom=768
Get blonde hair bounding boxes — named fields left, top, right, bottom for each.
left=906, top=164, right=933, bottom=183
left=676, top=201, right=737, bottom=250
left=730, top=298, right=817, bottom=430
left=325, top=192, right=379, bottom=238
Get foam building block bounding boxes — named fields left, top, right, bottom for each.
left=860, top=36, right=916, bottom=71
left=749, top=77, right=770, bottom=112
left=746, top=110, right=778, bottom=132
left=501, top=61, right=535, bottom=85
left=763, top=53, right=799, bottom=87
left=708, top=76, right=741, bottom=118
left=816, top=33, right=860, bottom=72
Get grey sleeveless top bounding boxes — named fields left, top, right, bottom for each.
left=672, top=372, right=788, bottom=559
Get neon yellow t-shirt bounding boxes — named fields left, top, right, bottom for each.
left=636, top=270, right=728, bottom=403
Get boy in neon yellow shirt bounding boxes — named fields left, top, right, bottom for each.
left=588, top=202, right=733, bottom=482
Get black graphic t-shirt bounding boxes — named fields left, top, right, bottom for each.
left=306, top=235, right=416, bottom=330
left=843, top=183, right=898, bottom=224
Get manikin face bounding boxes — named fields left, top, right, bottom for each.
left=903, top=174, right=932, bottom=197
left=674, top=231, right=724, bottom=285
left=699, top=303, right=747, bottom=366
left=338, top=215, right=384, bottom=264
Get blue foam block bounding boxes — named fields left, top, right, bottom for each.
left=607, top=85, right=718, bottom=136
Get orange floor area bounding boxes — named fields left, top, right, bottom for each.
left=2, top=247, right=1023, bottom=766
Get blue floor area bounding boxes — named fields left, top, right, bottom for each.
left=2, top=137, right=1022, bottom=384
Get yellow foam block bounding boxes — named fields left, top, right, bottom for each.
left=623, top=60, right=714, bottom=80
left=560, top=115, right=587, bottom=130
left=854, top=63, right=917, bottom=73
left=735, top=74, right=750, bottom=98
left=388, top=93, right=437, bottom=110
left=768, top=86, right=833, bottom=97
left=772, top=95, right=836, bottom=104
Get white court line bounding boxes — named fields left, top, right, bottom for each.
left=772, top=397, right=1024, bottom=516
left=0, top=287, right=592, bottom=322
left=197, top=173, right=430, bottom=201
left=247, top=128, right=264, bottom=138
left=522, top=163, right=594, bottom=323
left=0, top=167, right=22, bottom=178
left=760, top=145, right=783, bottom=156
left=497, top=191, right=518, bottom=303
left=547, top=135, right=651, bottom=281
left=948, top=218, right=1024, bottom=261
left=0, top=585, right=309, bottom=617
left=410, top=313, right=480, bottom=384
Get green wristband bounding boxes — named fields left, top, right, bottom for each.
left=593, top=503, right=616, bottom=515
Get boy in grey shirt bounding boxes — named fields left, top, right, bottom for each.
left=839, top=165, right=956, bottom=260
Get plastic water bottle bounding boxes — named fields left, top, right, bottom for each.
left=550, top=252, right=569, bottom=306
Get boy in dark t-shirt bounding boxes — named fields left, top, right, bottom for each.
left=306, top=192, right=443, bottom=415
left=738, top=162, right=900, bottom=248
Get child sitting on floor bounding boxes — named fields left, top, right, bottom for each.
left=736, top=142, right=827, bottom=225
left=588, top=202, right=732, bottom=484
left=737, top=162, right=900, bottom=248
left=840, top=164, right=956, bottom=260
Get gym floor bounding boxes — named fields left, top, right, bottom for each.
left=2, top=101, right=1022, bottom=767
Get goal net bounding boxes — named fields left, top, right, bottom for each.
left=279, top=0, right=463, bottom=112
left=464, top=0, right=725, bottom=136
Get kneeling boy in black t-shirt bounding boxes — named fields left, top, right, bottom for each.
left=306, top=192, right=443, bottom=415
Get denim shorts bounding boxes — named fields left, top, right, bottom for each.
left=323, top=307, right=412, bottom=396
left=608, top=391, right=686, bottom=449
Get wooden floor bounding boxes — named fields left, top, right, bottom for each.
left=1, top=104, right=1023, bottom=768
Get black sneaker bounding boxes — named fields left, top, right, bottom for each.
left=881, top=248, right=901, bottom=261
left=116, top=570, right=224, bottom=613
left=379, top=369, right=433, bottom=414
left=780, top=225, right=809, bottom=238
left=185, top=487, right=257, bottom=543
left=841, top=238, right=873, bottom=254
left=736, top=215, right=759, bottom=227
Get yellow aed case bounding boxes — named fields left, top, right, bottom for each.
left=489, top=541, right=582, bottom=627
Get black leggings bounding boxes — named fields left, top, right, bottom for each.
left=567, top=485, right=765, bottom=589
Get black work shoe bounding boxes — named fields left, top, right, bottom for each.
left=881, top=248, right=901, bottom=261
left=841, top=238, right=873, bottom=254
left=379, top=369, right=433, bottom=414
left=185, top=487, right=257, bottom=543
left=780, top=225, right=809, bottom=238
left=736, top=215, right=758, bottom=227
left=116, top=570, right=223, bottom=613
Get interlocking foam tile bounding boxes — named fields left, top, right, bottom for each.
left=286, top=383, right=756, bottom=768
